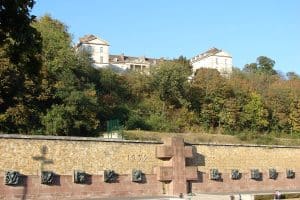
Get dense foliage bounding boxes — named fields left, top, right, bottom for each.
left=1, top=0, right=42, bottom=133
left=1, top=3, right=300, bottom=136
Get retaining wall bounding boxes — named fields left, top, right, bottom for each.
left=0, top=134, right=300, bottom=199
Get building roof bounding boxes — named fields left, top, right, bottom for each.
left=109, top=54, right=161, bottom=65
left=79, top=34, right=97, bottom=43
left=190, top=47, right=231, bottom=64
left=204, top=47, right=221, bottom=55
left=78, top=34, right=109, bottom=46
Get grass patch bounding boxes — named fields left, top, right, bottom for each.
left=123, top=130, right=251, bottom=144
left=237, top=132, right=278, bottom=145
left=122, top=130, right=300, bottom=146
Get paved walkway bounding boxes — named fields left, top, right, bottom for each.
left=83, top=194, right=252, bottom=200
left=83, top=192, right=300, bottom=200
left=184, top=193, right=300, bottom=200
left=184, top=193, right=253, bottom=200
left=85, top=196, right=181, bottom=200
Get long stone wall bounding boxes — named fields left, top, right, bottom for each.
left=190, top=144, right=300, bottom=193
left=192, top=143, right=300, bottom=173
left=0, top=134, right=162, bottom=175
left=1, top=134, right=300, bottom=199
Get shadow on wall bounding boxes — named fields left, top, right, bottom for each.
left=186, top=146, right=205, bottom=167
left=14, top=145, right=54, bottom=200
left=21, top=175, right=27, bottom=200
left=32, top=145, right=54, bottom=172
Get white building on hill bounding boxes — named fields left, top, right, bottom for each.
left=77, top=34, right=160, bottom=72
left=77, top=35, right=233, bottom=76
left=109, top=54, right=160, bottom=73
left=190, top=47, right=233, bottom=76
left=76, top=35, right=110, bottom=68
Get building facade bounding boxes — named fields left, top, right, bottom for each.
left=76, top=35, right=110, bottom=68
left=109, top=54, right=160, bottom=73
left=77, top=35, right=160, bottom=72
left=190, top=47, right=233, bottom=76
left=77, top=35, right=233, bottom=76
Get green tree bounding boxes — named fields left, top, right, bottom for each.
left=289, top=96, right=300, bottom=134
left=190, top=68, right=233, bottom=128
left=31, top=15, right=72, bottom=110
left=219, top=98, right=242, bottom=132
left=42, top=89, right=99, bottom=136
left=174, top=55, right=192, bottom=73
left=265, top=80, right=291, bottom=132
left=151, top=60, right=190, bottom=108
left=96, top=68, right=131, bottom=130
left=241, top=92, right=269, bottom=131
left=243, top=56, right=277, bottom=75
left=0, top=0, right=42, bottom=133
left=243, top=63, right=258, bottom=73
left=256, top=56, right=276, bottom=75
left=32, top=15, right=101, bottom=136
left=139, top=94, right=172, bottom=132
left=123, top=70, right=151, bottom=101
left=286, top=72, right=300, bottom=80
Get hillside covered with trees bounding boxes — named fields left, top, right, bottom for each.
left=1, top=1, right=300, bottom=139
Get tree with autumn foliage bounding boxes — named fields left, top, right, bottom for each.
left=33, top=15, right=101, bottom=136
left=0, top=0, right=42, bottom=133
left=2, top=1, right=300, bottom=137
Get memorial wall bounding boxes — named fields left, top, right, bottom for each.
left=1, top=134, right=300, bottom=199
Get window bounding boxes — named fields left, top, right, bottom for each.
left=216, top=58, right=218, bottom=65
left=84, top=45, right=92, bottom=52
left=135, top=65, right=141, bottom=70
left=225, top=59, right=227, bottom=66
left=100, top=56, right=103, bottom=63
left=100, top=47, right=103, bottom=53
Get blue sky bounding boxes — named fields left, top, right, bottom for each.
left=31, top=0, right=300, bottom=74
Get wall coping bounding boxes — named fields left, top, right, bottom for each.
left=1, top=134, right=299, bottom=149
left=0, top=134, right=162, bottom=144
left=187, top=142, right=300, bottom=149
